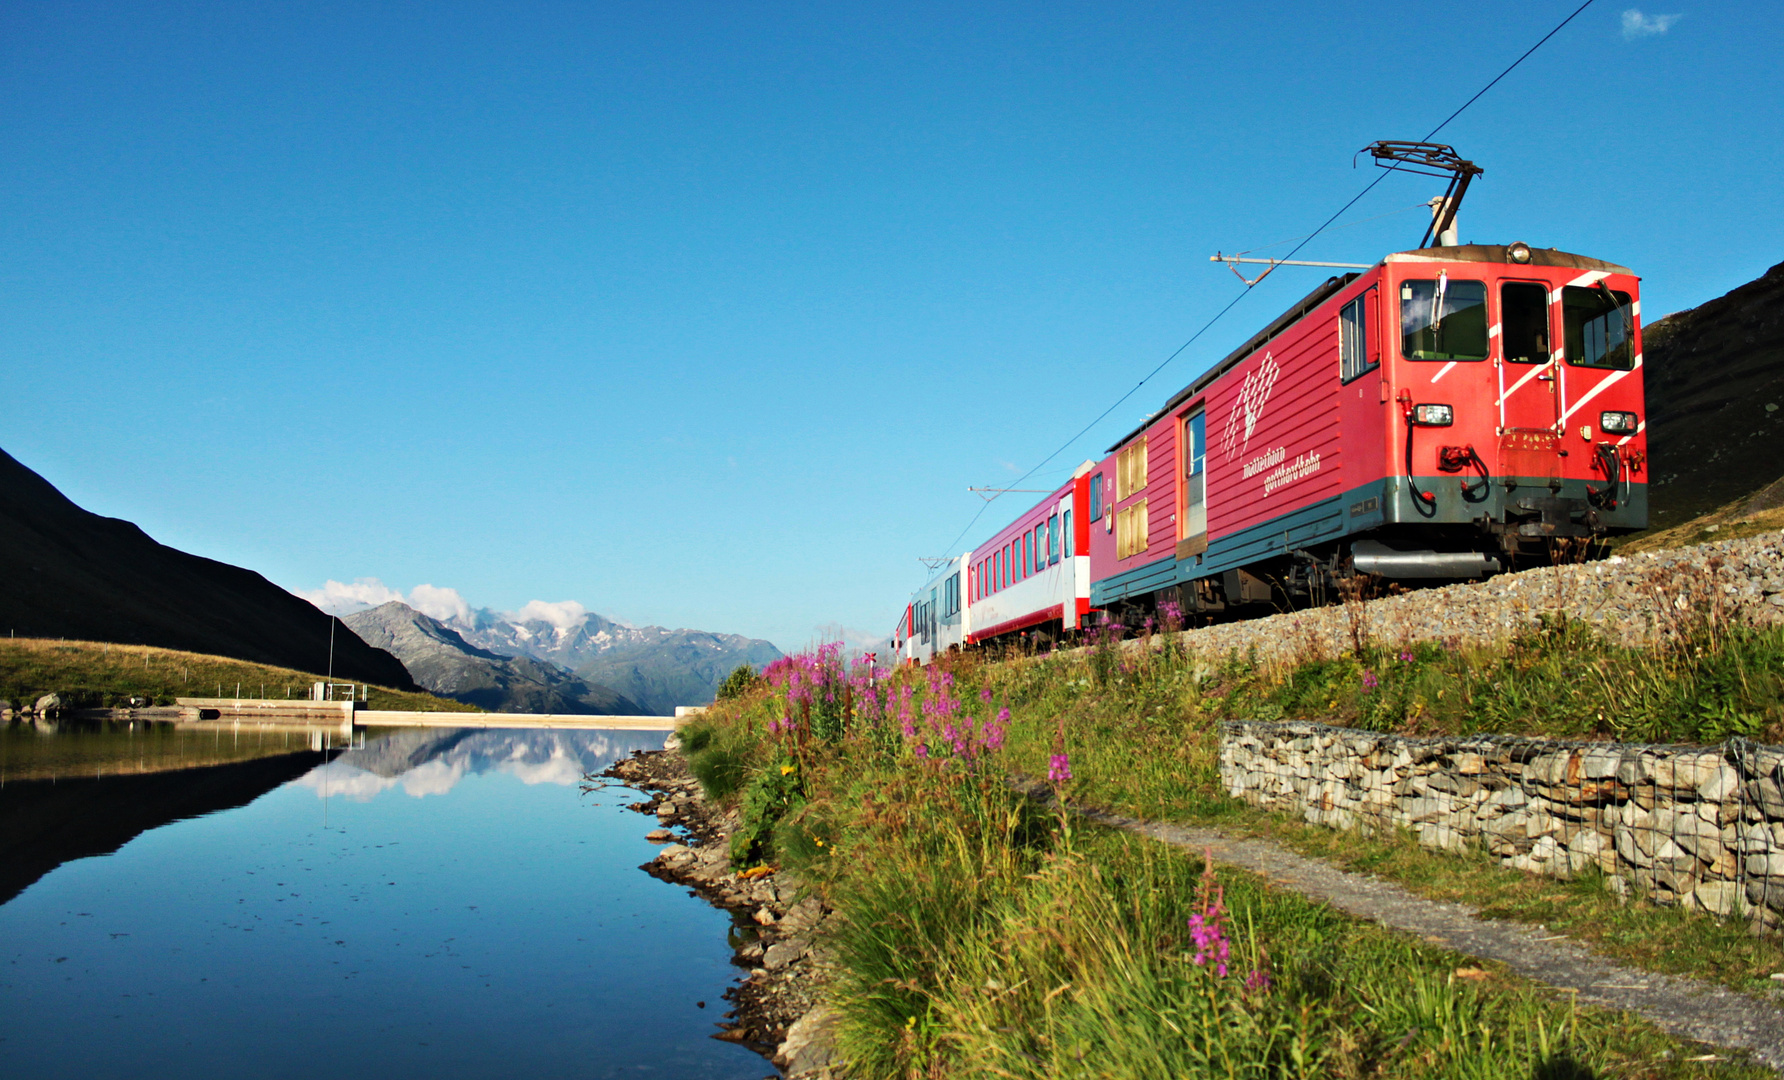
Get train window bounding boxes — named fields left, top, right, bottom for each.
left=1062, top=509, right=1074, bottom=557
left=1116, top=437, right=1149, bottom=499
left=1035, top=523, right=1046, bottom=571
left=1501, top=282, right=1552, bottom=364
left=1563, top=285, right=1634, bottom=369
left=1339, top=295, right=1374, bottom=381
left=1089, top=474, right=1103, bottom=522
left=1400, top=275, right=1487, bottom=361
left=1048, top=514, right=1060, bottom=565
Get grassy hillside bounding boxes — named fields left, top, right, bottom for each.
left=0, top=447, right=417, bottom=689
left=676, top=647, right=1779, bottom=1077
left=1620, top=474, right=1784, bottom=554
left=0, top=638, right=479, bottom=713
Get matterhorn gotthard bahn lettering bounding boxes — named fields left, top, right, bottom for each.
left=1223, top=352, right=1321, bottom=497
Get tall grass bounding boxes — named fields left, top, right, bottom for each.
left=689, top=647, right=1770, bottom=1077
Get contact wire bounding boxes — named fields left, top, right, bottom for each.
left=924, top=0, right=1599, bottom=585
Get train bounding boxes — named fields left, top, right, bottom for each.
left=894, top=239, right=1648, bottom=663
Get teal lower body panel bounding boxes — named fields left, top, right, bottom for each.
left=1087, top=478, right=1649, bottom=608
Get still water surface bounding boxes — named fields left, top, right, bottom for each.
left=0, top=724, right=770, bottom=1079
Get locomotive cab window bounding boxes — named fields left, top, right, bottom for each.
left=1400, top=275, right=1487, bottom=361
left=1339, top=295, right=1373, bottom=382
left=1501, top=282, right=1552, bottom=364
left=1563, top=285, right=1634, bottom=369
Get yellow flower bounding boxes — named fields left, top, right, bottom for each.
left=780, top=764, right=796, bottom=776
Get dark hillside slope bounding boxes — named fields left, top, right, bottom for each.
left=1642, top=259, right=1784, bottom=530
left=0, top=448, right=416, bottom=689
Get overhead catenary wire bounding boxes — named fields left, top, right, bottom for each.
left=922, top=0, right=1600, bottom=577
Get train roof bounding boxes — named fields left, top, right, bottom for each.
left=1385, top=243, right=1631, bottom=274
left=1105, top=244, right=1631, bottom=452
left=1109, top=272, right=1356, bottom=451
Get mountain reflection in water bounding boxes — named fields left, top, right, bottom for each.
left=0, top=724, right=771, bottom=1080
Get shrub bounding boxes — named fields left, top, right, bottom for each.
left=715, top=663, right=763, bottom=701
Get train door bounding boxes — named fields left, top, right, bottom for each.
left=1337, top=285, right=1386, bottom=495
left=1497, top=280, right=1562, bottom=482
left=1177, top=410, right=1207, bottom=558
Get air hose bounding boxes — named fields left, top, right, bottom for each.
left=1403, top=412, right=1438, bottom=516
left=1587, top=443, right=1622, bottom=509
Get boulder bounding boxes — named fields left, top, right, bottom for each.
left=776, top=1006, right=840, bottom=1077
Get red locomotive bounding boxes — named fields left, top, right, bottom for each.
left=895, top=144, right=1647, bottom=658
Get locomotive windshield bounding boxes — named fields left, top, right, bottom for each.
left=1400, top=277, right=1488, bottom=361
left=1563, top=285, right=1634, bottom=369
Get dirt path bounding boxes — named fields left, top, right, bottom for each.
left=1048, top=793, right=1784, bottom=1071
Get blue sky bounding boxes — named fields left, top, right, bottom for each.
left=3, top=1, right=1779, bottom=652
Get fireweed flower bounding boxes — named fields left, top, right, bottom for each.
left=1244, top=968, right=1271, bottom=993
left=1188, top=867, right=1232, bottom=977
left=1047, top=753, right=1072, bottom=784
left=1361, top=670, right=1379, bottom=691
left=1398, top=650, right=1414, bottom=663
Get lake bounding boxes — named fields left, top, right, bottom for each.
left=0, top=722, right=772, bottom=1079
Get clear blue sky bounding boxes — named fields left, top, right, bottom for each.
left=4, top=1, right=1779, bottom=652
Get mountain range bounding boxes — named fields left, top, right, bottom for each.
left=449, top=607, right=782, bottom=716
left=0, top=448, right=416, bottom=690
left=343, top=601, right=644, bottom=715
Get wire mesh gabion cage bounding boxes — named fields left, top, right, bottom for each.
left=1220, top=720, right=1784, bottom=933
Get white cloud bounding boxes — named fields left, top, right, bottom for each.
left=513, top=599, right=588, bottom=630
left=292, top=762, right=399, bottom=801
left=293, top=577, right=407, bottom=616
left=292, top=578, right=476, bottom=626
left=408, top=583, right=472, bottom=626
left=1621, top=9, right=1681, bottom=38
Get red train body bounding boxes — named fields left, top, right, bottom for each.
left=896, top=242, right=1648, bottom=657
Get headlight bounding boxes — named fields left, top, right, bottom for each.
left=1413, top=404, right=1453, bottom=426
left=1600, top=411, right=1638, bottom=434
left=1507, top=241, right=1532, bottom=265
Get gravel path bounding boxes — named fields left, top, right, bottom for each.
left=1038, top=789, right=1784, bottom=1070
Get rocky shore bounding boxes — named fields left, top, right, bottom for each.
left=602, top=747, right=840, bottom=1079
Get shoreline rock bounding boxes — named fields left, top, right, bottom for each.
left=602, top=748, right=839, bottom=1078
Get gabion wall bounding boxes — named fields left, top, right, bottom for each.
left=1220, top=720, right=1784, bottom=930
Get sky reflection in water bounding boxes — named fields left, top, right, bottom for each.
left=0, top=726, right=770, bottom=1079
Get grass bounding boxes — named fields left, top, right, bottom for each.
left=1617, top=475, right=1784, bottom=555
left=0, top=637, right=478, bottom=713
left=681, top=652, right=1779, bottom=1078
left=977, top=631, right=1784, bottom=996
